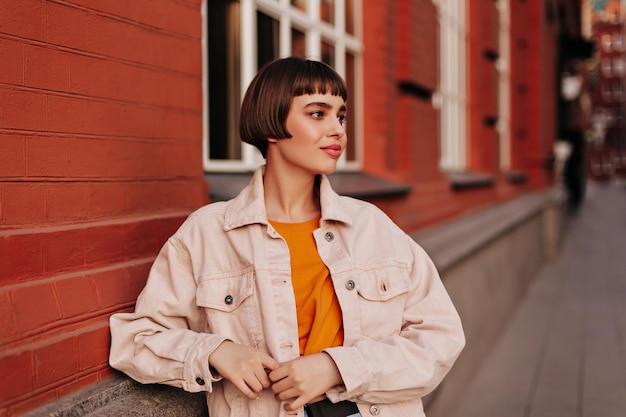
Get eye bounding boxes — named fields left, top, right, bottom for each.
left=310, top=111, right=324, bottom=119
left=338, top=114, right=347, bottom=126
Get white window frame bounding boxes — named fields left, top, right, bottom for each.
left=202, top=0, right=363, bottom=172
left=434, top=0, right=468, bottom=171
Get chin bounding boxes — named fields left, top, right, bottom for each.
left=317, top=163, right=339, bottom=175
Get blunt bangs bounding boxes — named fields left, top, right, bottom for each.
left=239, top=57, right=348, bottom=158
left=291, top=60, right=348, bottom=102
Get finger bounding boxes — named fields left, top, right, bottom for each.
left=253, top=366, right=272, bottom=389
left=283, top=396, right=309, bottom=412
left=260, top=354, right=281, bottom=372
left=275, top=387, right=299, bottom=402
left=268, top=366, right=289, bottom=383
left=232, top=379, right=261, bottom=400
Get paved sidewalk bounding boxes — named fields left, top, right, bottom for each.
left=448, top=181, right=626, bottom=417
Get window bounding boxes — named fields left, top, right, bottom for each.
left=435, top=0, right=468, bottom=171
left=204, top=0, right=363, bottom=172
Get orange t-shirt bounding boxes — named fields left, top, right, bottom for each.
left=269, top=216, right=344, bottom=355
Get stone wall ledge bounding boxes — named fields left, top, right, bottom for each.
left=25, top=375, right=207, bottom=417
left=412, top=188, right=565, bottom=273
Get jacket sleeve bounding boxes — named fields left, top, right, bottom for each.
left=323, top=235, right=465, bottom=404
left=109, top=237, right=228, bottom=393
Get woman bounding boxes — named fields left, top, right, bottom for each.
left=110, top=56, right=465, bottom=417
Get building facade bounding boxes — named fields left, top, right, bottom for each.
left=584, top=0, right=625, bottom=180
left=1, top=1, right=586, bottom=416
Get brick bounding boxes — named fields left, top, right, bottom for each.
left=91, top=268, right=133, bottom=308
left=12, top=282, right=62, bottom=332
left=67, top=137, right=110, bottom=178
left=85, top=14, right=139, bottom=62
left=125, top=219, right=160, bottom=259
left=25, top=45, right=70, bottom=92
left=0, top=0, right=46, bottom=42
left=55, top=275, right=98, bottom=318
left=25, top=136, right=68, bottom=177
left=46, top=2, right=87, bottom=50
left=0, top=291, right=18, bottom=341
left=0, top=233, right=43, bottom=283
left=0, top=88, right=47, bottom=132
left=127, top=261, right=152, bottom=298
left=64, top=0, right=138, bottom=20
left=154, top=108, right=202, bottom=140
left=47, top=94, right=88, bottom=134
left=86, top=182, right=125, bottom=218
left=154, top=34, right=202, bottom=75
left=84, top=99, right=147, bottom=138
left=41, top=229, right=85, bottom=274
left=78, top=325, right=110, bottom=370
left=46, top=182, right=89, bottom=222
left=0, top=38, right=25, bottom=86
left=35, top=336, right=79, bottom=387
left=58, top=373, right=100, bottom=398
left=0, top=135, right=26, bottom=177
left=9, top=388, right=60, bottom=417
left=0, top=183, right=47, bottom=225
left=136, top=0, right=201, bottom=39
left=84, top=224, right=126, bottom=265
left=69, top=54, right=201, bottom=109
left=0, top=351, right=34, bottom=403
left=106, top=139, right=144, bottom=177
left=85, top=13, right=200, bottom=75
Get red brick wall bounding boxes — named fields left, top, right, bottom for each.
left=510, top=0, right=559, bottom=188
left=0, top=0, right=207, bottom=415
left=468, top=0, right=499, bottom=174
left=362, top=0, right=562, bottom=233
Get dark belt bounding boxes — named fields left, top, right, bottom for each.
left=304, top=398, right=359, bottom=417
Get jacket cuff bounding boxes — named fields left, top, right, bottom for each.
left=322, top=346, right=369, bottom=401
left=182, top=334, right=229, bottom=392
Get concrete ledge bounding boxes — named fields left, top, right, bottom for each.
left=412, top=190, right=562, bottom=273
left=418, top=189, right=567, bottom=417
left=25, top=376, right=207, bottom=417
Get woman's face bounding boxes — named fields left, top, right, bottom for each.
left=268, top=93, right=347, bottom=176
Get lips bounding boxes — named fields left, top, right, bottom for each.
left=321, top=144, right=343, bottom=158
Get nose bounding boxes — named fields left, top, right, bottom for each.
left=328, top=118, right=346, bottom=139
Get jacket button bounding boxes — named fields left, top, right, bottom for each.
left=196, top=377, right=205, bottom=385
left=324, top=232, right=334, bottom=242
left=369, top=404, right=380, bottom=415
left=224, top=295, right=234, bottom=305
left=345, top=280, right=356, bottom=290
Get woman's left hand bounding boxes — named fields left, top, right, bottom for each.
left=269, top=352, right=343, bottom=411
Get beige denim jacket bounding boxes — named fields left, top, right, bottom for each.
left=109, top=166, right=465, bottom=417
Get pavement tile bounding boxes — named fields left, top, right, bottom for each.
left=447, top=182, right=626, bottom=417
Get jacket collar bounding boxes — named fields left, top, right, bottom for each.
left=223, top=166, right=352, bottom=231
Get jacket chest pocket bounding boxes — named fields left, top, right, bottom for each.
left=196, top=268, right=261, bottom=345
left=355, top=264, right=411, bottom=339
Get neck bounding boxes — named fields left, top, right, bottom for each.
left=263, top=163, right=320, bottom=223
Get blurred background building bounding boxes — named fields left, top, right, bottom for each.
left=586, top=0, right=626, bottom=181
left=0, top=1, right=605, bottom=416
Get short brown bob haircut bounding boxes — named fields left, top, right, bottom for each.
left=239, top=56, right=348, bottom=158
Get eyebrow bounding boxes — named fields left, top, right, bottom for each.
left=304, top=102, right=347, bottom=112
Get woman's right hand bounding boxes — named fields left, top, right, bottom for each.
left=208, top=341, right=280, bottom=400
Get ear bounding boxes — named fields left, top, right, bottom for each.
left=267, top=138, right=279, bottom=144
